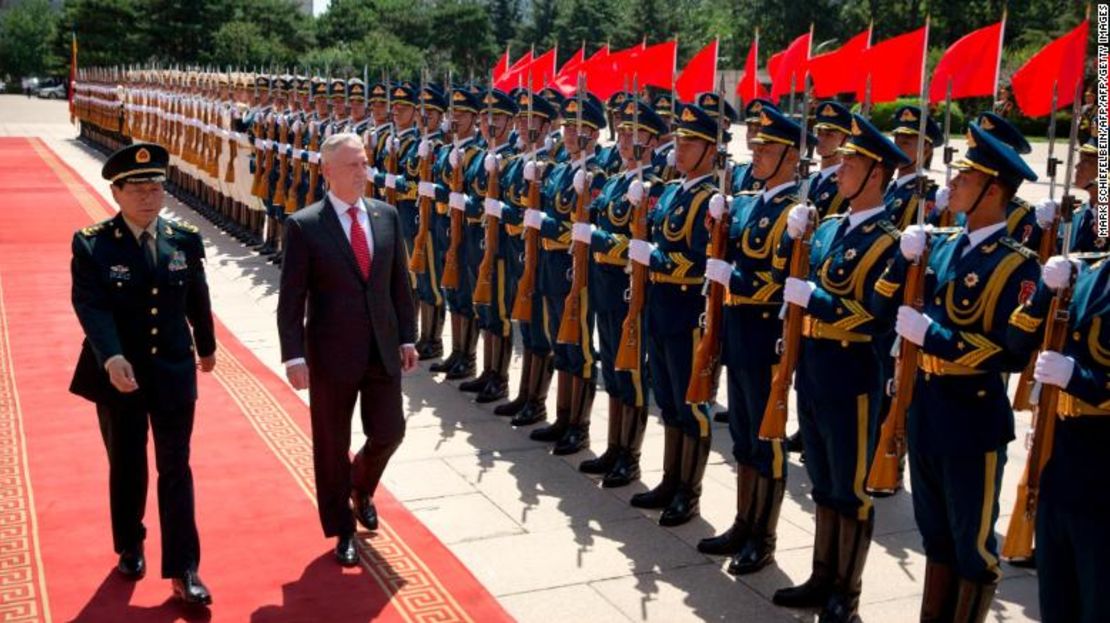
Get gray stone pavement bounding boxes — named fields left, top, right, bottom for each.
left=1, top=95, right=1044, bottom=621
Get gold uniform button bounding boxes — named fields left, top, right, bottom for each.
left=151, top=308, right=158, bottom=315
left=151, top=328, right=158, bottom=335
left=1073, top=331, right=1081, bottom=341
left=150, top=347, right=157, bottom=355
left=976, top=390, right=986, bottom=398
left=151, top=287, right=159, bottom=295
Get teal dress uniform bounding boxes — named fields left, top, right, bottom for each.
left=1007, top=257, right=1110, bottom=623
left=437, top=135, right=483, bottom=318
left=465, top=139, right=517, bottom=338
left=808, top=165, right=847, bottom=217
left=651, top=140, right=677, bottom=183
left=375, top=122, right=421, bottom=255
left=1064, top=203, right=1108, bottom=253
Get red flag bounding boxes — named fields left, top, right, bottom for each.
left=1011, top=20, right=1089, bottom=117
left=735, top=35, right=769, bottom=101
left=675, top=39, right=718, bottom=101
left=856, top=25, right=927, bottom=104
left=494, top=48, right=555, bottom=91
left=549, top=46, right=587, bottom=96
left=929, top=20, right=1005, bottom=103
left=491, top=48, right=511, bottom=81
left=770, top=31, right=811, bottom=100
left=808, top=28, right=871, bottom=97
left=624, top=40, right=678, bottom=90
left=583, top=42, right=646, bottom=100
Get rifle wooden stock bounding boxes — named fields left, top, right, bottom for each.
left=273, top=121, right=290, bottom=208
left=441, top=157, right=465, bottom=289
left=410, top=147, right=435, bottom=274
left=306, top=130, right=321, bottom=204
left=686, top=210, right=729, bottom=403
left=1002, top=286, right=1070, bottom=562
left=473, top=160, right=500, bottom=306
left=284, top=122, right=304, bottom=214
left=511, top=171, right=543, bottom=321
left=250, top=119, right=268, bottom=199
left=1013, top=216, right=1062, bottom=411
left=261, top=118, right=278, bottom=202
left=867, top=247, right=929, bottom=492
left=385, top=139, right=399, bottom=207
left=224, top=128, right=237, bottom=184
left=615, top=196, right=649, bottom=372
left=557, top=172, right=593, bottom=344
left=758, top=227, right=812, bottom=440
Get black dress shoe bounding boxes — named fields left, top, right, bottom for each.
left=429, top=351, right=460, bottom=374
left=117, top=545, right=145, bottom=580
left=475, top=377, right=508, bottom=403
left=172, top=571, right=212, bottom=605
left=352, top=494, right=379, bottom=531
left=458, top=370, right=492, bottom=392
left=335, top=535, right=359, bottom=567
left=552, top=426, right=589, bottom=455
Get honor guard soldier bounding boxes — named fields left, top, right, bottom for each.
left=539, top=86, right=570, bottom=163
left=575, top=98, right=668, bottom=486
left=411, top=85, right=449, bottom=361
left=247, top=73, right=274, bottom=251
left=264, top=75, right=293, bottom=265
left=605, top=91, right=629, bottom=141
left=700, top=106, right=810, bottom=574
left=374, top=83, right=422, bottom=256
left=69, top=143, right=215, bottom=605
left=809, top=101, right=852, bottom=217
left=347, top=78, right=371, bottom=134
left=326, top=77, right=348, bottom=136
left=1007, top=253, right=1110, bottom=623
left=649, top=93, right=680, bottom=183
left=971, top=112, right=1041, bottom=249
left=627, top=104, right=721, bottom=526
left=733, top=99, right=776, bottom=193
left=770, top=114, right=908, bottom=621
left=1037, top=137, right=1107, bottom=253
left=885, top=105, right=941, bottom=229
left=872, top=122, right=1041, bottom=622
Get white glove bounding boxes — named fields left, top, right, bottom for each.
left=1035, top=199, right=1058, bottom=228
left=418, top=181, right=437, bottom=199
left=626, top=179, right=645, bottom=205
left=572, top=222, right=594, bottom=244
left=483, top=197, right=503, bottom=218
left=417, top=139, right=431, bottom=158
left=629, top=239, right=656, bottom=266
left=449, top=147, right=461, bottom=168
left=544, top=135, right=554, bottom=152
left=787, top=204, right=816, bottom=240
left=307, top=151, right=320, bottom=164
left=783, top=277, right=816, bottom=308
left=1033, top=350, right=1075, bottom=388
left=368, top=166, right=380, bottom=180
left=895, top=305, right=933, bottom=346
left=705, top=258, right=732, bottom=287
left=1042, top=256, right=1075, bottom=291
left=708, top=193, right=730, bottom=221
left=573, top=169, right=587, bottom=194
left=666, top=150, right=676, bottom=167
left=933, top=187, right=950, bottom=213
left=384, top=173, right=398, bottom=190
left=524, top=161, right=537, bottom=181
left=449, top=192, right=466, bottom=212
left=524, top=208, right=544, bottom=229
left=484, top=153, right=499, bottom=173
left=900, top=224, right=928, bottom=261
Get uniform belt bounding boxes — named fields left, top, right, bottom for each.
left=542, top=240, right=570, bottom=252
left=801, top=316, right=871, bottom=343
left=918, top=354, right=984, bottom=376
left=465, top=216, right=483, bottom=225
left=506, top=224, right=525, bottom=236
left=1058, top=392, right=1110, bottom=418
left=649, top=274, right=703, bottom=286
left=725, top=294, right=779, bottom=307
left=435, top=202, right=449, bottom=215
left=593, top=252, right=628, bottom=267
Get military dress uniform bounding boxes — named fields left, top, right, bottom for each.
left=734, top=99, right=778, bottom=194
left=1007, top=255, right=1110, bottom=623
left=408, top=85, right=449, bottom=360
left=68, top=144, right=214, bottom=604
left=375, top=84, right=422, bottom=257
left=884, top=105, right=941, bottom=230
left=809, top=101, right=852, bottom=218
left=872, top=123, right=1042, bottom=621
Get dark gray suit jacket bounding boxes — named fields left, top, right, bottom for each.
left=277, top=196, right=416, bottom=382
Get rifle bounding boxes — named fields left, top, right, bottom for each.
left=285, top=87, right=305, bottom=215
left=473, top=91, right=501, bottom=307
left=512, top=76, right=542, bottom=321
left=758, top=73, right=815, bottom=441
left=557, top=73, right=593, bottom=343
left=262, top=77, right=279, bottom=204
left=866, top=63, right=934, bottom=492
left=306, top=68, right=326, bottom=204
left=384, top=70, right=399, bottom=208
left=937, top=78, right=956, bottom=226
left=1013, top=82, right=1063, bottom=411
left=225, top=69, right=238, bottom=185
left=441, top=83, right=465, bottom=290
left=687, top=79, right=731, bottom=403
left=411, top=68, right=435, bottom=274
left=251, top=73, right=268, bottom=199
left=1001, top=82, right=1083, bottom=562
left=615, top=76, right=648, bottom=372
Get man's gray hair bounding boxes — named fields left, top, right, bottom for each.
left=320, top=132, right=365, bottom=164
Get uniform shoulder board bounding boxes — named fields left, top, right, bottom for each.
left=777, top=193, right=801, bottom=204
left=736, top=190, right=759, bottom=196
left=168, top=219, right=200, bottom=234
left=821, top=213, right=846, bottom=223
left=1011, top=196, right=1033, bottom=210
left=1069, top=251, right=1110, bottom=264
left=79, top=221, right=107, bottom=237
left=877, top=219, right=901, bottom=237
left=999, top=236, right=1038, bottom=260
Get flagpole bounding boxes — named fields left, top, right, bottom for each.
left=752, top=27, right=760, bottom=102
left=993, top=8, right=1007, bottom=102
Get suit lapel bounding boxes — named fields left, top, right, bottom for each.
left=365, top=201, right=388, bottom=285
left=320, top=197, right=365, bottom=281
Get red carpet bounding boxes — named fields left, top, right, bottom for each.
left=0, top=137, right=512, bottom=623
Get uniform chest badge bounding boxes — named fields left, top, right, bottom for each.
left=109, top=265, right=131, bottom=280
left=981, top=242, right=997, bottom=254
left=819, top=192, right=830, bottom=201
left=843, top=248, right=857, bottom=261
left=114, top=228, right=124, bottom=239
left=168, top=250, right=188, bottom=272
left=758, top=216, right=770, bottom=228
left=894, top=199, right=903, bottom=208
left=674, top=206, right=685, bottom=218
left=963, top=272, right=980, bottom=288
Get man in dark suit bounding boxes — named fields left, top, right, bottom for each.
left=277, top=132, right=418, bottom=566
left=70, top=143, right=215, bottom=605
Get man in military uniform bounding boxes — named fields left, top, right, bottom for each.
left=410, top=85, right=450, bottom=361
left=873, top=122, right=1041, bottom=622
left=771, top=114, right=908, bottom=621
left=375, top=83, right=422, bottom=259
left=1008, top=252, right=1109, bottom=623
left=885, top=105, right=941, bottom=229
left=1037, top=137, right=1106, bottom=253
left=733, top=99, right=777, bottom=193
left=700, top=106, right=809, bottom=575
left=69, top=143, right=215, bottom=605
left=809, top=101, right=851, bottom=217
left=649, top=93, right=680, bottom=183
left=627, top=104, right=720, bottom=527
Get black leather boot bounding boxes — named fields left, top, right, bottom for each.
left=951, top=577, right=997, bottom=623
left=512, top=353, right=553, bottom=426
left=430, top=313, right=462, bottom=373
left=728, top=475, right=785, bottom=574
left=459, top=331, right=494, bottom=391
left=475, top=334, right=511, bottom=403
left=531, top=371, right=572, bottom=441
left=659, top=433, right=710, bottom=526
left=602, top=404, right=647, bottom=488
left=698, top=464, right=759, bottom=555
left=773, top=505, right=839, bottom=608
left=495, top=348, right=533, bottom=416
left=579, top=395, right=623, bottom=473
left=420, top=304, right=445, bottom=360
left=446, top=317, right=479, bottom=380
left=414, top=302, right=432, bottom=357
left=919, top=560, right=957, bottom=622
left=819, top=513, right=874, bottom=623
left=553, top=376, right=595, bottom=455
left=630, top=426, right=683, bottom=509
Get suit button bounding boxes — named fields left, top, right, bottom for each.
left=151, top=287, right=159, bottom=295
left=150, top=347, right=157, bottom=355
left=151, top=308, right=158, bottom=315
left=151, top=328, right=158, bottom=336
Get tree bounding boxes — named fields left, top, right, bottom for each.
left=0, top=0, right=59, bottom=81
left=488, top=0, right=520, bottom=46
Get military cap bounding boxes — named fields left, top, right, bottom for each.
left=347, top=78, right=367, bottom=101
left=1080, top=135, right=1097, bottom=155
left=329, top=78, right=347, bottom=99
left=890, top=105, right=944, bottom=146
left=481, top=89, right=520, bottom=116
left=539, top=87, right=567, bottom=108
left=618, top=98, right=669, bottom=137
left=812, top=101, right=852, bottom=135
left=508, top=86, right=529, bottom=101
left=311, top=77, right=329, bottom=99
left=675, top=104, right=730, bottom=143
left=391, top=83, right=418, bottom=107
left=368, top=82, right=389, bottom=103
left=562, top=95, right=607, bottom=130
left=954, top=122, right=1037, bottom=189
left=420, top=85, right=448, bottom=112
left=838, top=113, right=911, bottom=167
left=975, top=111, right=1031, bottom=154
left=696, top=92, right=738, bottom=123
left=751, top=105, right=815, bottom=149
left=516, top=90, right=558, bottom=119
left=255, top=74, right=271, bottom=91
left=102, top=143, right=169, bottom=184
left=607, top=91, right=632, bottom=112
left=295, top=75, right=310, bottom=95
left=450, top=87, right=481, bottom=113
left=652, top=93, right=678, bottom=118
left=744, top=98, right=777, bottom=123
left=276, top=75, right=294, bottom=93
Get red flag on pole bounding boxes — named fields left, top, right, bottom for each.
left=929, top=19, right=1005, bottom=103
left=491, top=47, right=511, bottom=82
left=583, top=42, right=646, bottom=99
left=1010, top=19, right=1089, bottom=117
left=769, top=30, right=812, bottom=100
left=675, top=39, right=718, bottom=101
left=735, top=33, right=769, bottom=101
left=494, top=48, right=556, bottom=91
left=807, top=27, right=871, bottom=97
left=624, top=40, right=678, bottom=90
left=856, top=25, right=927, bottom=104
left=551, top=45, right=607, bottom=96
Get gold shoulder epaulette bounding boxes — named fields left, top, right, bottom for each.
left=79, top=221, right=107, bottom=237
left=821, top=213, right=846, bottom=222
left=169, top=219, right=200, bottom=234
left=1070, top=251, right=1110, bottom=264
left=1000, top=236, right=1038, bottom=259
left=877, top=219, right=901, bottom=237
left=736, top=190, right=759, bottom=196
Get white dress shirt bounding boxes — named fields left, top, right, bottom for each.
left=844, top=204, right=887, bottom=235
left=328, top=191, right=374, bottom=258
left=961, top=222, right=1007, bottom=257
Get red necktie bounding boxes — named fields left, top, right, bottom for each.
left=347, top=206, right=372, bottom=279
